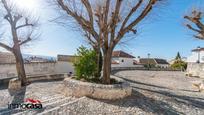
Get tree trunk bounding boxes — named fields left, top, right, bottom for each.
left=96, top=50, right=102, bottom=78
left=93, top=47, right=102, bottom=79
left=102, top=49, right=112, bottom=84
left=13, top=47, right=27, bottom=86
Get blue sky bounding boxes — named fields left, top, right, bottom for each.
left=1, top=0, right=204, bottom=60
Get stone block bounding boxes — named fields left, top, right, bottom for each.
left=8, top=78, right=21, bottom=90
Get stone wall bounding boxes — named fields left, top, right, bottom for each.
left=0, top=61, right=74, bottom=79
left=187, top=63, right=204, bottom=78
left=0, top=52, right=16, bottom=64
left=63, top=76, right=132, bottom=100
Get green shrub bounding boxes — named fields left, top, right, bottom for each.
left=171, top=60, right=187, bottom=70
left=74, top=46, right=97, bottom=81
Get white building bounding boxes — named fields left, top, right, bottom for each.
left=187, top=47, right=204, bottom=78
left=187, top=48, right=204, bottom=63
left=111, top=51, right=143, bottom=68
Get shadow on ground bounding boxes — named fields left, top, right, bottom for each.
left=9, top=86, right=27, bottom=104
left=96, top=90, right=183, bottom=115
left=133, top=86, right=204, bottom=109
left=91, top=73, right=204, bottom=114
left=0, top=86, right=27, bottom=114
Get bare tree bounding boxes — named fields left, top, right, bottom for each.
left=0, top=0, right=38, bottom=86
left=184, top=10, right=204, bottom=40
left=55, top=0, right=162, bottom=84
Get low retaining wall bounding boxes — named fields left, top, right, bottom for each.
left=27, top=73, right=68, bottom=83
left=187, top=63, right=204, bottom=78
left=0, top=61, right=74, bottom=79
left=111, top=67, right=181, bottom=71
left=8, top=73, right=69, bottom=91
left=1, top=73, right=69, bottom=88
left=63, top=76, right=132, bottom=100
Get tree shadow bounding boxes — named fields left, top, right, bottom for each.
left=133, top=86, right=204, bottom=109
left=103, top=73, right=204, bottom=114
left=115, top=74, right=169, bottom=90
left=96, top=90, right=182, bottom=115
left=0, top=84, right=8, bottom=90
left=8, top=86, right=27, bottom=105
left=0, top=87, right=27, bottom=114
left=118, top=75, right=204, bottom=109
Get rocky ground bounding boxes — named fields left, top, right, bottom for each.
left=66, top=70, right=204, bottom=115
left=0, top=70, right=204, bottom=115
left=0, top=81, right=65, bottom=107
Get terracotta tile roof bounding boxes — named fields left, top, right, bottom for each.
left=139, top=58, right=169, bottom=65
left=112, top=60, right=119, bottom=64
left=112, top=51, right=135, bottom=58
left=133, top=60, right=140, bottom=65
left=154, top=58, right=169, bottom=64
left=140, top=58, right=156, bottom=65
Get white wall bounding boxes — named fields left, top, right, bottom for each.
left=112, top=57, right=143, bottom=68
left=187, top=63, right=204, bottom=78
left=187, top=51, right=204, bottom=63
left=0, top=62, right=74, bottom=79
left=55, top=61, right=74, bottom=74
left=156, top=64, right=169, bottom=68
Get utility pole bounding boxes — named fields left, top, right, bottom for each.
left=197, top=46, right=201, bottom=64
left=148, top=53, right=150, bottom=70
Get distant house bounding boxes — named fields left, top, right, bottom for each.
left=58, top=52, right=143, bottom=68
left=139, top=58, right=169, bottom=68
left=111, top=51, right=143, bottom=68
left=187, top=47, right=204, bottom=63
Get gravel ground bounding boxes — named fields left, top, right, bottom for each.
left=0, top=80, right=65, bottom=108
left=66, top=70, right=204, bottom=115
left=0, top=71, right=204, bottom=115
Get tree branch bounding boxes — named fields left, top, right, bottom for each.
left=16, top=24, right=34, bottom=29
left=0, top=42, right=13, bottom=52
left=19, top=37, right=32, bottom=46
left=13, top=15, right=23, bottom=24
left=109, top=0, right=123, bottom=48
left=184, top=15, right=204, bottom=30
left=194, top=35, right=204, bottom=40
left=2, top=0, right=13, bottom=24
left=57, top=0, right=99, bottom=40
left=121, top=0, right=143, bottom=30
left=184, top=10, right=204, bottom=40
left=114, top=0, right=157, bottom=45
left=81, top=0, right=94, bottom=25
left=186, top=24, right=201, bottom=33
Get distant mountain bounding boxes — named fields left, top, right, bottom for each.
left=0, top=51, right=57, bottom=63
left=23, top=54, right=57, bottom=61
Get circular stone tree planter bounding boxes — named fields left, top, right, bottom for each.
left=62, top=76, right=132, bottom=100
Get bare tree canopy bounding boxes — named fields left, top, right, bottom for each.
left=0, top=0, right=39, bottom=86
left=55, top=0, right=163, bottom=84
left=184, top=10, right=204, bottom=40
